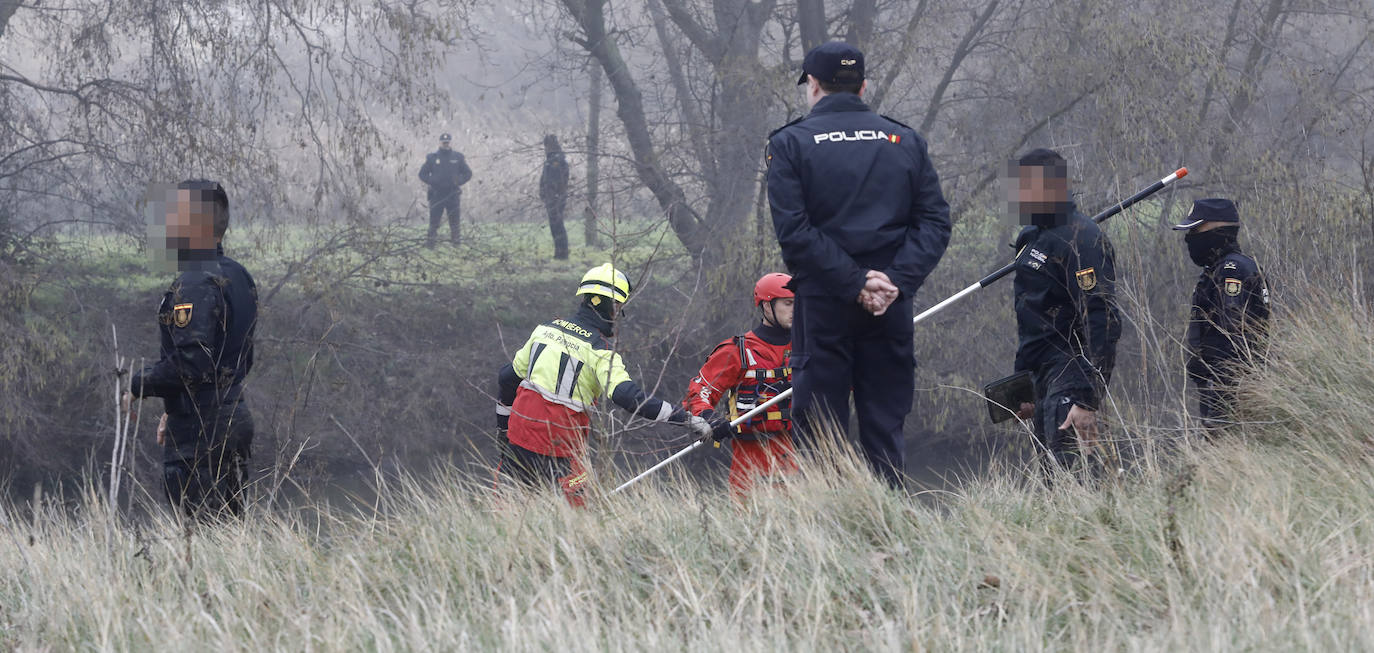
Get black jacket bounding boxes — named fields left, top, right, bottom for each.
left=132, top=246, right=258, bottom=415
left=1186, top=246, right=1270, bottom=383
left=419, top=148, right=473, bottom=192
left=1013, top=209, right=1121, bottom=409
left=766, top=93, right=951, bottom=299
left=539, top=153, right=569, bottom=206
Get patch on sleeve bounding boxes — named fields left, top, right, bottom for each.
left=1075, top=267, right=1097, bottom=291
left=1224, top=278, right=1242, bottom=297
left=172, top=303, right=194, bottom=328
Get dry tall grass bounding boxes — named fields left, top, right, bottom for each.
left=3, top=295, right=1372, bottom=651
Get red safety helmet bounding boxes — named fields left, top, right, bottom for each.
left=753, top=273, right=793, bottom=306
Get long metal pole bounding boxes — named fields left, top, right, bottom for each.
left=614, top=167, right=1188, bottom=492
left=610, top=390, right=791, bottom=495
left=912, top=167, right=1188, bottom=325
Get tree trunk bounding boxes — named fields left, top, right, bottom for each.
left=0, top=0, right=18, bottom=40
left=797, top=0, right=827, bottom=52
left=844, top=0, right=877, bottom=51
left=918, top=0, right=999, bottom=135
left=867, top=0, right=929, bottom=112
left=1207, top=0, right=1288, bottom=177
left=564, top=0, right=704, bottom=253
left=648, top=0, right=714, bottom=178
left=584, top=61, right=602, bottom=248
left=656, top=0, right=778, bottom=262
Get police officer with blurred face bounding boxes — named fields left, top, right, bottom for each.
left=125, top=180, right=258, bottom=520
left=1008, top=149, right=1122, bottom=474
left=419, top=132, right=473, bottom=247
left=767, top=41, right=952, bottom=488
left=1172, top=198, right=1270, bottom=429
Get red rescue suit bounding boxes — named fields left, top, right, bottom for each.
left=684, top=322, right=798, bottom=496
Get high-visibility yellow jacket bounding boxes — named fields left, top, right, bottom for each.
left=497, top=306, right=686, bottom=458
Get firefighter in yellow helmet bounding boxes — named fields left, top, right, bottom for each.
left=495, top=263, right=723, bottom=505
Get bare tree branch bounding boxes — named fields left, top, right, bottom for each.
left=918, top=0, right=1000, bottom=135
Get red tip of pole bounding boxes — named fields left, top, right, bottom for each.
left=1175, top=167, right=1188, bottom=179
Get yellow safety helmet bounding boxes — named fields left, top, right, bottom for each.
left=576, top=263, right=632, bottom=303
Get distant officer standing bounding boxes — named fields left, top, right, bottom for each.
left=767, top=42, right=952, bottom=488
left=418, top=132, right=473, bottom=247
left=495, top=264, right=725, bottom=505
left=1008, top=149, right=1122, bottom=473
left=539, top=134, right=571, bottom=260
left=125, top=180, right=258, bottom=520
left=1172, top=198, right=1270, bottom=429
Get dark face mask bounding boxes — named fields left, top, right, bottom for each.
left=580, top=296, right=620, bottom=336
left=1026, top=204, right=1071, bottom=229
left=1184, top=228, right=1236, bottom=267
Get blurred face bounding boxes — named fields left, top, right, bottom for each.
left=762, top=297, right=795, bottom=329
left=1005, top=164, right=1068, bottom=224
left=440, top=139, right=451, bottom=150
left=165, top=189, right=218, bottom=251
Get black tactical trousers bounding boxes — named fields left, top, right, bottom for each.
left=1196, top=376, right=1235, bottom=432
left=163, top=403, right=253, bottom=521
left=790, top=293, right=915, bottom=489
left=428, top=188, right=462, bottom=246
left=1029, top=366, right=1082, bottom=475
left=544, top=198, right=569, bottom=260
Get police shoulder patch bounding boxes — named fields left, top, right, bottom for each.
left=1076, top=267, right=1097, bottom=291
left=1223, top=261, right=1238, bottom=270
left=172, top=303, right=193, bottom=328
left=1224, top=278, right=1243, bottom=297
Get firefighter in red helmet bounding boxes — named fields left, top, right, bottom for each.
left=684, top=273, right=799, bottom=497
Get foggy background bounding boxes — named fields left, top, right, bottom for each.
left=2, top=0, right=1372, bottom=506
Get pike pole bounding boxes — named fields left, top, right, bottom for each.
left=610, top=390, right=790, bottom=495
left=913, top=167, right=1188, bottom=325
left=612, top=166, right=1187, bottom=493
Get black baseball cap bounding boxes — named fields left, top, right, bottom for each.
left=439, top=132, right=452, bottom=142
left=796, top=41, right=865, bottom=86
left=1172, top=198, right=1239, bottom=230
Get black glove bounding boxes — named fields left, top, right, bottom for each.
left=496, top=404, right=511, bottom=431
left=700, top=410, right=734, bottom=442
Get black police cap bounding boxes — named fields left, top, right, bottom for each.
left=796, top=41, right=865, bottom=86
left=439, top=132, right=452, bottom=142
left=1173, top=198, right=1239, bottom=230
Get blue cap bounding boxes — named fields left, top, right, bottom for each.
left=1172, top=198, right=1240, bottom=230
left=797, top=42, right=864, bottom=86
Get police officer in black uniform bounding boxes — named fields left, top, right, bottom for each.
left=126, top=180, right=258, bottom=520
left=767, top=41, right=952, bottom=488
left=1008, top=149, right=1122, bottom=474
left=1172, top=198, right=1270, bottom=429
left=539, top=134, right=571, bottom=260
left=419, top=132, right=473, bottom=247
